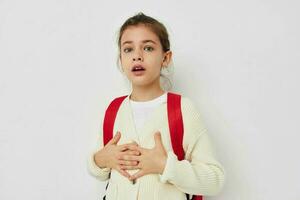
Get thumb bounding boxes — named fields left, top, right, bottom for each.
left=107, top=131, right=121, bottom=145
left=154, top=131, right=163, bottom=147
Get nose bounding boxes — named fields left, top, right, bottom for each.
left=132, top=50, right=143, bottom=61
left=133, top=57, right=143, bottom=61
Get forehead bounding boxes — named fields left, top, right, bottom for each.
left=120, top=24, right=160, bottom=45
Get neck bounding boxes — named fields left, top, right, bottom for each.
left=130, top=82, right=165, bottom=102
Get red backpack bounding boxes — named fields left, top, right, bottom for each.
left=102, top=92, right=203, bottom=200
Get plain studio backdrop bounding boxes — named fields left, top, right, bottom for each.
left=0, top=0, right=299, bottom=199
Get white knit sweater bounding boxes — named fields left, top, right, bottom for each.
left=86, top=94, right=225, bottom=200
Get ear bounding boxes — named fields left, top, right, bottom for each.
left=162, top=50, right=172, bottom=67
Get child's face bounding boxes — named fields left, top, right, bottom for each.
left=120, top=24, right=171, bottom=88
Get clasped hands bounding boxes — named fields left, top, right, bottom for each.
left=94, top=131, right=168, bottom=182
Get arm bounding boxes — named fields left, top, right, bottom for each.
left=159, top=98, right=225, bottom=196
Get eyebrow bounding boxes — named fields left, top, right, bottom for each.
left=121, top=40, right=157, bottom=46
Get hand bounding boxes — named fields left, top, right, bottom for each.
left=119, top=131, right=168, bottom=181
left=94, top=131, right=140, bottom=179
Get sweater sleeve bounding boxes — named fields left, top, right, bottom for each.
left=159, top=97, right=225, bottom=196
left=86, top=132, right=111, bottom=181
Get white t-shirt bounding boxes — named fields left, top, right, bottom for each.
left=129, top=91, right=167, bottom=133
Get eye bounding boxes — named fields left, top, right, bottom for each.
left=144, top=46, right=154, bottom=51
left=123, top=47, right=132, bottom=53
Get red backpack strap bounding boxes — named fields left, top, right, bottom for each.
left=103, top=95, right=127, bottom=146
left=167, top=92, right=185, bottom=160
left=167, top=92, right=203, bottom=200
left=192, top=196, right=203, bottom=200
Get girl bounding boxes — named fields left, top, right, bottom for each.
left=87, top=12, right=225, bottom=200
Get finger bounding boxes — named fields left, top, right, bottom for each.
left=119, top=144, right=140, bottom=152
left=118, top=155, right=141, bottom=162
left=118, top=141, right=138, bottom=149
left=107, top=131, right=121, bottom=145
left=119, top=150, right=140, bottom=156
left=130, top=170, right=145, bottom=180
left=116, top=151, right=140, bottom=160
left=123, top=150, right=141, bottom=156
left=125, top=145, right=147, bottom=154
left=120, top=165, right=141, bottom=170
left=117, top=160, right=139, bottom=166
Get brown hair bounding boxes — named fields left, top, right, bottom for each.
left=117, top=12, right=170, bottom=54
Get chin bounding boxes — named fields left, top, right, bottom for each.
left=130, top=79, right=151, bottom=87
left=131, top=81, right=149, bottom=87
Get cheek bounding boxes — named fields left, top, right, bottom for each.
left=148, top=56, right=164, bottom=70
left=120, top=56, right=131, bottom=65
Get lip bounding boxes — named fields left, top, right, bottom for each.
left=131, top=64, right=145, bottom=72
left=132, top=70, right=145, bottom=76
left=131, top=64, right=146, bottom=76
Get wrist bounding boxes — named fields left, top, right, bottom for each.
left=159, top=154, right=167, bottom=174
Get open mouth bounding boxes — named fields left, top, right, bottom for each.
left=131, top=65, right=145, bottom=72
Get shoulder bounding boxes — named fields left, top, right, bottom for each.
left=180, top=95, right=195, bottom=109
left=180, top=95, right=200, bottom=118
left=99, top=93, right=128, bottom=119
left=179, top=95, right=208, bottom=138
left=102, top=93, right=129, bottom=109
left=168, top=92, right=196, bottom=110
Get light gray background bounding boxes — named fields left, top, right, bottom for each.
left=1, top=0, right=299, bottom=199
